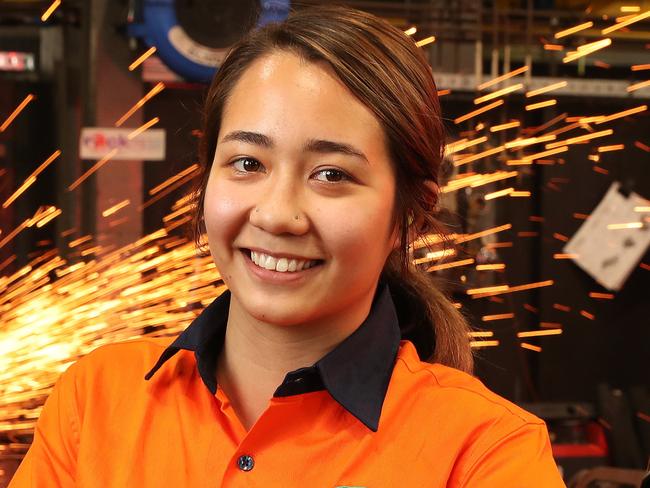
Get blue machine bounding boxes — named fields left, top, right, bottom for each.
left=128, top=0, right=290, bottom=82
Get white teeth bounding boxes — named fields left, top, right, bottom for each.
left=276, top=258, right=289, bottom=272
left=248, top=250, right=317, bottom=273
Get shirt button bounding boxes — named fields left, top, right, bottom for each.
left=237, top=454, right=254, bottom=472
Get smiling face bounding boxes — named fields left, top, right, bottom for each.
left=203, top=51, right=398, bottom=329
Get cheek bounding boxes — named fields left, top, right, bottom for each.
left=203, top=178, right=250, bottom=248
left=316, top=193, right=395, bottom=262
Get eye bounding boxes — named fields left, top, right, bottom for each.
left=231, top=157, right=263, bottom=173
left=312, top=168, right=351, bottom=183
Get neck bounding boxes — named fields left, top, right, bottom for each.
left=215, top=289, right=376, bottom=428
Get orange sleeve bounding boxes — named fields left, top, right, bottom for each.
left=459, top=421, right=566, bottom=487
left=9, top=363, right=80, bottom=487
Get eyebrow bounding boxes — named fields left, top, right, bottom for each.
left=219, top=130, right=369, bottom=164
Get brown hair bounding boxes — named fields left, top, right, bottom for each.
left=192, top=5, right=473, bottom=373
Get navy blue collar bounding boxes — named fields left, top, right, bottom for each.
left=145, top=283, right=402, bottom=432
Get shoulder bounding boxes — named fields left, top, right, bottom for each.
left=392, top=341, right=544, bottom=430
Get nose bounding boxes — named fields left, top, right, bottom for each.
left=249, top=171, right=309, bottom=236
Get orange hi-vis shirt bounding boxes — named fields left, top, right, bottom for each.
left=11, top=284, right=565, bottom=487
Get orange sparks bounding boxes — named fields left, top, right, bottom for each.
left=476, top=263, right=506, bottom=270
left=484, top=188, right=514, bottom=200
left=589, top=292, right=615, bottom=299
left=68, top=148, right=119, bottom=191
left=437, top=89, right=451, bottom=96
left=68, top=235, right=92, bottom=248
left=521, top=343, right=542, bottom=352
left=469, top=340, right=500, bottom=348
left=602, top=10, right=650, bottom=35
left=596, top=105, right=648, bottom=124
left=115, top=82, right=165, bottom=127
left=544, top=44, right=564, bottom=51
left=627, top=80, right=650, bottom=92
left=2, top=150, right=61, bottom=208
left=517, top=328, right=562, bottom=338
left=525, top=99, right=557, bottom=111
left=484, top=242, right=513, bottom=249
left=427, top=258, right=475, bottom=272
left=634, top=141, right=650, bottom=152
left=518, top=231, right=539, bottom=237
left=415, top=36, right=436, bottom=47
left=638, top=411, right=650, bottom=423
left=454, top=100, right=504, bottom=124
left=0, top=94, right=35, bottom=132
left=516, top=146, right=569, bottom=163
left=593, top=166, right=609, bottom=175
left=546, top=129, right=613, bottom=149
left=563, top=38, right=612, bottom=63
left=525, top=81, right=567, bottom=98
left=128, top=117, right=160, bottom=140
left=524, top=304, right=538, bottom=313
left=607, top=222, right=643, bottom=229
left=641, top=262, right=650, bottom=270
left=597, top=144, right=624, bottom=152
left=129, top=46, right=157, bottom=71
left=404, top=26, right=417, bottom=36
left=553, top=303, right=572, bottom=312
left=445, top=136, right=488, bottom=155
left=510, top=191, right=531, bottom=197
left=149, top=163, right=200, bottom=195
left=36, top=208, right=61, bottom=228
left=474, top=83, right=523, bottom=105
left=490, top=121, right=520, bottom=132
left=41, top=0, right=61, bottom=21
left=453, top=146, right=505, bottom=167
left=102, top=199, right=131, bottom=218
left=621, top=6, right=641, bottom=13
left=467, top=285, right=510, bottom=296
left=455, top=223, right=512, bottom=244
left=477, top=66, right=528, bottom=91
left=580, top=310, right=596, bottom=320
left=554, top=21, right=594, bottom=39
left=482, top=313, right=514, bottom=321
left=554, top=253, right=578, bottom=259
left=553, top=233, right=569, bottom=242
left=631, top=63, right=650, bottom=71
left=469, top=331, right=494, bottom=338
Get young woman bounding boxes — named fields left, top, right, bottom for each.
left=11, top=5, right=565, bottom=487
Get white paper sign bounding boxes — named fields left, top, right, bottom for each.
left=564, top=182, right=650, bottom=291
left=79, top=127, right=166, bottom=161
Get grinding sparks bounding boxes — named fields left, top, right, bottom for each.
left=631, top=64, right=650, bottom=71
left=602, top=10, right=650, bottom=35
left=517, top=328, right=563, bottom=338
left=627, top=80, right=650, bottom=92
left=41, top=0, right=61, bottom=21
left=525, top=99, right=557, bottom=111
left=128, top=47, right=157, bottom=71
left=474, top=83, right=523, bottom=105
left=484, top=188, right=514, bottom=200
left=482, top=313, right=514, bottom=321
left=128, top=117, right=160, bottom=140
left=115, top=82, right=165, bottom=127
left=403, top=26, right=417, bottom=36
left=554, top=21, right=593, bottom=39
left=454, top=100, right=504, bottom=124
left=607, top=222, right=644, bottom=229
left=490, top=121, right=520, bottom=132
left=415, top=36, right=436, bottom=47
left=0, top=94, right=35, bottom=132
left=477, top=66, right=528, bottom=91
left=426, top=258, right=475, bottom=272
left=102, top=199, right=131, bottom=218
left=68, top=148, right=119, bottom=191
left=525, top=81, right=567, bottom=98
left=521, top=343, right=542, bottom=352
left=563, top=39, right=612, bottom=63
left=470, top=340, right=500, bottom=348
left=595, top=105, right=647, bottom=124
left=2, top=150, right=61, bottom=209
